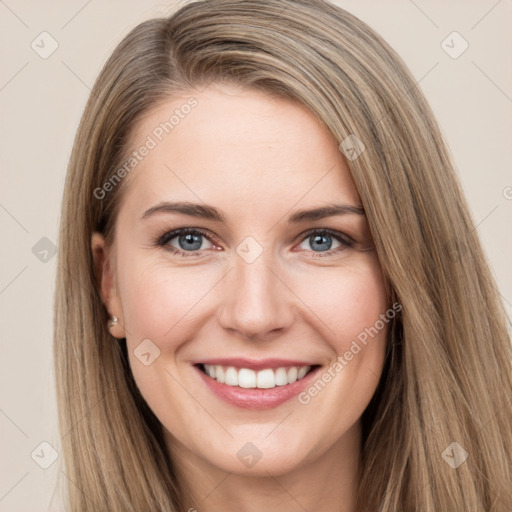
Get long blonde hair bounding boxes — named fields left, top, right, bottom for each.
left=54, top=0, right=512, bottom=510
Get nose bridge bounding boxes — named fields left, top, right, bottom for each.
left=218, top=239, right=294, bottom=339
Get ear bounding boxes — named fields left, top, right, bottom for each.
left=91, top=232, right=126, bottom=338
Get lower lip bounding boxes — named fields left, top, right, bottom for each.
left=195, top=365, right=321, bottom=410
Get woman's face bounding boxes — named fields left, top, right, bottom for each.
left=95, top=83, right=389, bottom=477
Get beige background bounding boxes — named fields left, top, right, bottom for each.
left=0, top=0, right=511, bottom=510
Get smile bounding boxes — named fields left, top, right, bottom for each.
left=200, top=363, right=313, bottom=389
left=194, top=359, right=322, bottom=409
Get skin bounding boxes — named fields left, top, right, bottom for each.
left=92, top=83, right=389, bottom=512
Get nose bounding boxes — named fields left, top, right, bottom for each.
left=217, top=250, right=295, bottom=342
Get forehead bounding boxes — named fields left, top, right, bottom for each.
left=118, top=84, right=360, bottom=221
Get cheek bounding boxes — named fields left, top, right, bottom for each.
left=291, top=255, right=389, bottom=406
left=116, top=252, right=221, bottom=340
left=292, top=254, right=389, bottom=350
left=114, top=253, right=213, bottom=417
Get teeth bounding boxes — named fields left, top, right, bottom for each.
left=297, top=366, right=309, bottom=379
left=207, top=365, right=216, bottom=379
left=275, top=367, right=288, bottom=386
left=239, top=368, right=256, bottom=388
left=216, top=366, right=225, bottom=384
left=257, top=369, right=275, bottom=389
left=225, top=367, right=238, bottom=386
left=287, top=366, right=298, bottom=382
left=202, top=364, right=312, bottom=389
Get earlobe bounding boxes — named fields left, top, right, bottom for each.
left=91, top=232, right=126, bottom=338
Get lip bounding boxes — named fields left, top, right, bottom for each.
left=194, top=363, right=322, bottom=410
left=192, top=357, right=318, bottom=371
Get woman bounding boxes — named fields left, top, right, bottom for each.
left=54, top=0, right=512, bottom=510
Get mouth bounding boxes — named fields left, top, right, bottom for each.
left=197, top=363, right=318, bottom=389
left=193, top=361, right=322, bottom=409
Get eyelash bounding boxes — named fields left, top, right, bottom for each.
left=155, top=227, right=355, bottom=258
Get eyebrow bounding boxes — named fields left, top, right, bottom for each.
left=141, top=201, right=365, bottom=223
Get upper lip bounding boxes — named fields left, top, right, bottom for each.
left=193, top=358, right=320, bottom=371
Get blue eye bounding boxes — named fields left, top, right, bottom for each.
left=301, top=232, right=339, bottom=252
left=156, top=228, right=353, bottom=257
left=297, top=229, right=353, bottom=255
left=157, top=228, right=214, bottom=255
